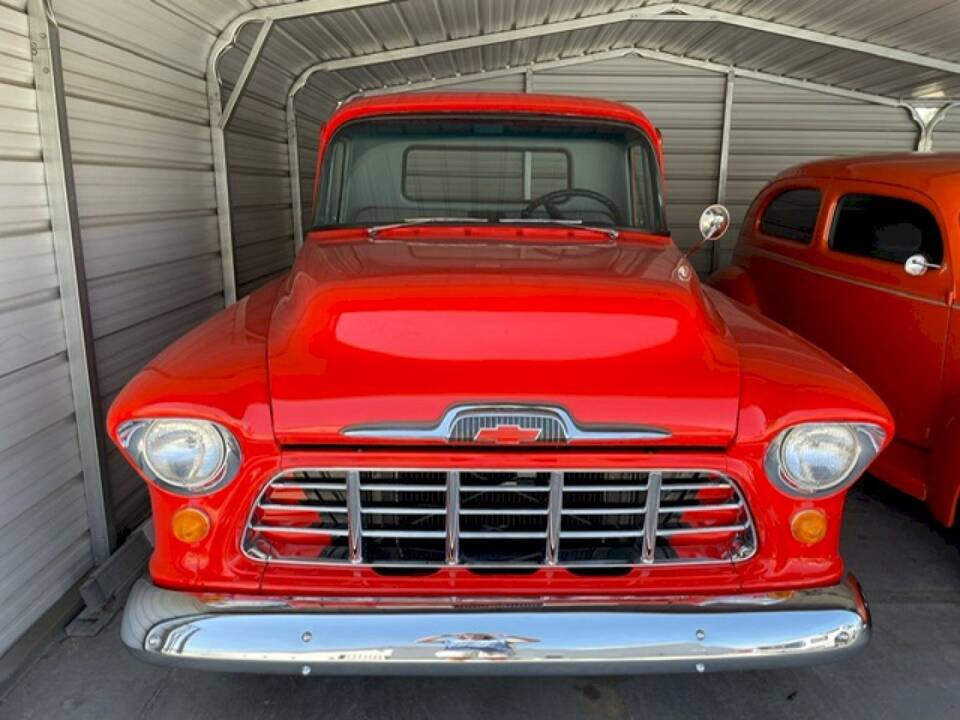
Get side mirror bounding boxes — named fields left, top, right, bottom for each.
left=699, top=204, right=731, bottom=242
left=904, top=253, right=940, bottom=277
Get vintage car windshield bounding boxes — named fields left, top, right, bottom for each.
left=312, top=115, right=665, bottom=233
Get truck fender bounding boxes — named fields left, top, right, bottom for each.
left=928, top=397, right=960, bottom=527
left=707, top=265, right=760, bottom=310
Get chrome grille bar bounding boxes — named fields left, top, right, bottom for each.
left=346, top=470, right=362, bottom=563
left=245, top=468, right=756, bottom=568
left=640, top=471, right=662, bottom=564
left=545, top=471, right=563, bottom=565
left=446, top=471, right=460, bottom=565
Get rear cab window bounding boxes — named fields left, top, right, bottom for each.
left=829, top=193, right=944, bottom=265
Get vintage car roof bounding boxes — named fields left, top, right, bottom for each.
left=776, top=152, right=960, bottom=196
left=312, top=92, right=665, bottom=192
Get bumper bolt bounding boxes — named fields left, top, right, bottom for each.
left=301, top=665, right=312, bottom=676
left=696, top=629, right=705, bottom=641
left=301, top=631, right=312, bottom=643
left=695, top=663, right=706, bottom=673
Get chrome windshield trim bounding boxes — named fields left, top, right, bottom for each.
left=341, top=403, right=671, bottom=443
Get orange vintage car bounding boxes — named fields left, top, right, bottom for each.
left=711, top=153, right=960, bottom=526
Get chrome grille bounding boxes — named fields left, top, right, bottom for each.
left=244, top=469, right=756, bottom=567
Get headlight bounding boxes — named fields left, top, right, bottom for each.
left=765, top=423, right=886, bottom=497
left=119, top=419, right=241, bottom=494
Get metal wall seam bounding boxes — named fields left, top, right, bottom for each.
left=26, top=0, right=111, bottom=563
left=713, top=70, right=735, bottom=273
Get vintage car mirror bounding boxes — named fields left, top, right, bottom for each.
left=699, top=204, right=731, bottom=242
left=904, top=253, right=940, bottom=277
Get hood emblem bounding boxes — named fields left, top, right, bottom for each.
left=342, top=404, right=670, bottom=444
left=474, top=424, right=542, bottom=444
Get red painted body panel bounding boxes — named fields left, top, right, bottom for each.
left=711, top=153, right=960, bottom=524
left=268, top=228, right=740, bottom=447
left=108, top=94, right=893, bottom=597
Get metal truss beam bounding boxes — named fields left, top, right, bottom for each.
left=304, top=2, right=960, bottom=78
left=907, top=103, right=959, bottom=151
left=205, top=1, right=387, bottom=304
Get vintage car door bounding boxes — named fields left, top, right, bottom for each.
left=729, top=178, right=831, bottom=341
left=791, top=181, right=952, bottom=456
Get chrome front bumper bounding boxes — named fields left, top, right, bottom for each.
left=122, top=575, right=870, bottom=675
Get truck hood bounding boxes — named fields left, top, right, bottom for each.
left=267, top=230, right=741, bottom=447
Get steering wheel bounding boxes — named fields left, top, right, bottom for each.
left=520, top=188, right=622, bottom=225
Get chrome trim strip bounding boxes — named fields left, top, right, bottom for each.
left=346, top=470, right=362, bottom=563
left=545, top=471, right=563, bottom=566
left=751, top=247, right=949, bottom=307
left=123, top=575, right=870, bottom=675
left=342, top=403, right=671, bottom=443
left=445, top=471, right=460, bottom=565
left=641, top=471, right=662, bottom=564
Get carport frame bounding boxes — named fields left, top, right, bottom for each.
left=209, top=1, right=960, bottom=290
left=284, top=48, right=917, bottom=261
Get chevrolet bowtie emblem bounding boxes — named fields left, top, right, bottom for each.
left=474, top=424, right=542, bottom=444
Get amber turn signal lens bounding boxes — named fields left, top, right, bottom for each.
left=171, top=507, right=210, bottom=543
left=791, top=509, right=828, bottom=545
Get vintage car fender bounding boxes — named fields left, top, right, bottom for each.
left=929, top=396, right=960, bottom=527
left=708, top=264, right=760, bottom=310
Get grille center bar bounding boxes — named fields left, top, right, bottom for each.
left=445, top=471, right=460, bottom=565
left=641, top=471, right=662, bottom=564
left=546, top=471, right=563, bottom=565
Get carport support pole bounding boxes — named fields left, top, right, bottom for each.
left=287, top=96, right=305, bottom=253
left=27, top=0, right=113, bottom=564
left=713, top=70, right=735, bottom=273
left=206, top=19, right=274, bottom=305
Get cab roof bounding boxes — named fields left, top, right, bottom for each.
left=777, top=152, right=960, bottom=197
left=319, top=92, right=663, bottom=163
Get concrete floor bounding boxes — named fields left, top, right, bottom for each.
left=2, top=478, right=958, bottom=720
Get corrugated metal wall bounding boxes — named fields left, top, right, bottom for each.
left=725, top=79, right=917, bottom=266
left=936, top=106, right=960, bottom=150
left=53, top=0, right=225, bottom=537
left=0, top=0, right=92, bottom=657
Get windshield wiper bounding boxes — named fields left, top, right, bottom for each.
left=499, top=218, right=619, bottom=240
left=367, top=217, right=488, bottom=239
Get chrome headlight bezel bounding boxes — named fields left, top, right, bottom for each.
left=118, top=419, right=242, bottom=495
left=764, top=422, right=886, bottom=498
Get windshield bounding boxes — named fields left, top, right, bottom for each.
left=312, top=115, right=665, bottom=233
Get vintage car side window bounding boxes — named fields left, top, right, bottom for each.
left=830, top=194, right=944, bottom=265
left=758, top=188, right=821, bottom=243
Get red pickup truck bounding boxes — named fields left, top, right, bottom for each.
left=110, top=93, right=890, bottom=675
